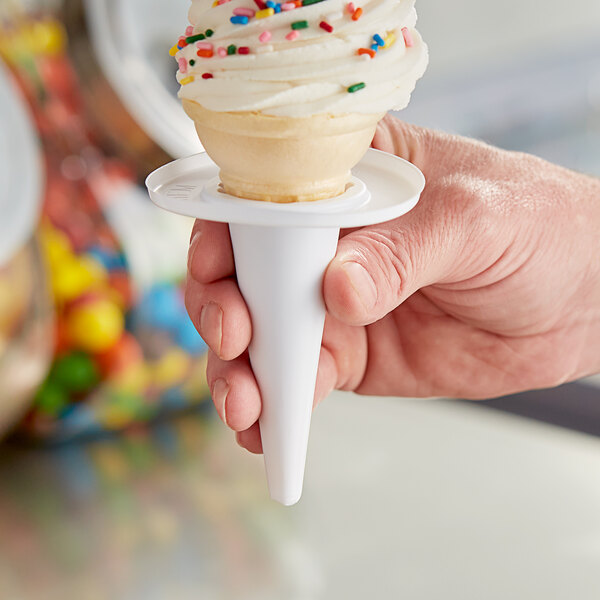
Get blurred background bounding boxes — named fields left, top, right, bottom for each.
left=0, top=0, right=599, bottom=598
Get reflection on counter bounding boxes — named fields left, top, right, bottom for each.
left=0, top=411, right=320, bottom=600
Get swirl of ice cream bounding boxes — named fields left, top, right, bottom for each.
left=173, top=0, right=427, bottom=117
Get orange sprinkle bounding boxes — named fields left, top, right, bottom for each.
left=197, top=49, right=214, bottom=58
left=357, top=47, right=376, bottom=58
left=352, top=7, right=362, bottom=20
left=294, top=0, right=302, bottom=6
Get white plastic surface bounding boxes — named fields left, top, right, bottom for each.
left=146, top=149, right=425, bottom=504
left=0, top=61, right=43, bottom=267
left=85, top=0, right=202, bottom=158
left=147, top=149, right=424, bottom=228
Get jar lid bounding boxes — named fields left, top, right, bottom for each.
left=85, top=0, right=202, bottom=159
left=0, top=60, right=43, bottom=267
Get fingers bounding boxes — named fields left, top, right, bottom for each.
left=325, top=116, right=501, bottom=327
left=185, top=277, right=252, bottom=360
left=206, top=350, right=261, bottom=431
left=233, top=349, right=337, bottom=454
left=371, top=114, right=431, bottom=173
left=235, top=423, right=263, bottom=454
left=188, top=220, right=234, bottom=284
left=186, top=220, right=251, bottom=360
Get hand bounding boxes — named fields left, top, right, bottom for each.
left=186, top=114, right=600, bottom=453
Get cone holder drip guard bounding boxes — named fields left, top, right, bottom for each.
left=146, top=148, right=425, bottom=505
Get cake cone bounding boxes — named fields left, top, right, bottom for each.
left=182, top=99, right=382, bottom=203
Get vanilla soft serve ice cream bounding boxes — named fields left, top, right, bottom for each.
left=171, top=0, right=428, bottom=201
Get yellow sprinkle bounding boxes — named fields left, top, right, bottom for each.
left=212, top=0, right=218, bottom=5
left=383, top=33, right=396, bottom=49
left=256, top=8, right=275, bottom=18
left=169, top=44, right=179, bottom=56
left=180, top=76, right=195, bottom=85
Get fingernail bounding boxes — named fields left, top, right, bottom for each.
left=211, top=378, right=229, bottom=426
left=341, top=261, right=377, bottom=310
left=200, top=302, right=223, bottom=355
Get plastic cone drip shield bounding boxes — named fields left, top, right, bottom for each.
left=229, top=223, right=340, bottom=505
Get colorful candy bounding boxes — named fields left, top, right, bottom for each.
left=256, top=8, right=274, bottom=18
left=52, top=352, right=99, bottom=393
left=319, top=21, right=334, bottom=32
left=230, top=15, right=249, bottom=24
left=383, top=32, right=396, bottom=48
left=347, top=82, right=365, bottom=93
left=233, top=7, right=256, bottom=17
left=401, top=27, right=413, bottom=47
left=286, top=30, right=300, bottom=41
left=357, top=48, right=376, bottom=58
left=66, top=296, right=124, bottom=353
left=259, top=31, right=272, bottom=42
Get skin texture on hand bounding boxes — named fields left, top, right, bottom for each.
left=185, top=114, right=600, bottom=454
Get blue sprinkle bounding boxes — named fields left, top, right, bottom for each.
left=371, top=43, right=379, bottom=52
left=266, top=0, right=276, bottom=6
left=373, top=33, right=385, bottom=47
left=274, top=3, right=281, bottom=12
left=230, top=15, right=249, bottom=24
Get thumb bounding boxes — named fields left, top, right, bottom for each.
left=324, top=119, right=471, bottom=326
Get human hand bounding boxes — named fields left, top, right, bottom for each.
left=186, top=113, right=600, bottom=453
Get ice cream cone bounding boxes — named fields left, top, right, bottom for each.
left=182, top=99, right=382, bottom=203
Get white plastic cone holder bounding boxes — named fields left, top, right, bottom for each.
left=146, top=149, right=425, bottom=505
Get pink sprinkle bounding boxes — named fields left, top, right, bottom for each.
left=281, top=1, right=296, bottom=9
left=286, top=30, right=299, bottom=41
left=217, top=0, right=230, bottom=4
left=178, top=58, right=188, bottom=73
left=233, top=7, right=256, bottom=17
left=401, top=27, right=413, bottom=47
left=217, top=46, right=227, bottom=57
left=185, top=26, right=194, bottom=36
left=196, top=41, right=214, bottom=50
left=259, top=30, right=272, bottom=42
left=347, top=2, right=355, bottom=13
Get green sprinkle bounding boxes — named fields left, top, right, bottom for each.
left=302, top=0, right=325, bottom=5
left=227, top=44, right=237, bottom=55
left=189, top=59, right=196, bottom=66
left=291, top=20, right=309, bottom=30
left=205, top=29, right=214, bottom=37
left=186, top=33, right=206, bottom=43
left=347, top=82, right=366, bottom=93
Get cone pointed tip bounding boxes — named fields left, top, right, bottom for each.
left=271, top=490, right=302, bottom=506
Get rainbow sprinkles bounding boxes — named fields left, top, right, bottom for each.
left=173, top=0, right=418, bottom=94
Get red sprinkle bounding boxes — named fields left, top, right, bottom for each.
left=254, top=0, right=267, bottom=8
left=319, top=21, right=334, bottom=32
left=202, top=72, right=213, bottom=79
left=357, top=47, right=376, bottom=58
left=197, top=49, right=214, bottom=58
left=178, top=36, right=188, bottom=47
left=352, top=7, right=363, bottom=20
left=238, top=46, right=250, bottom=54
